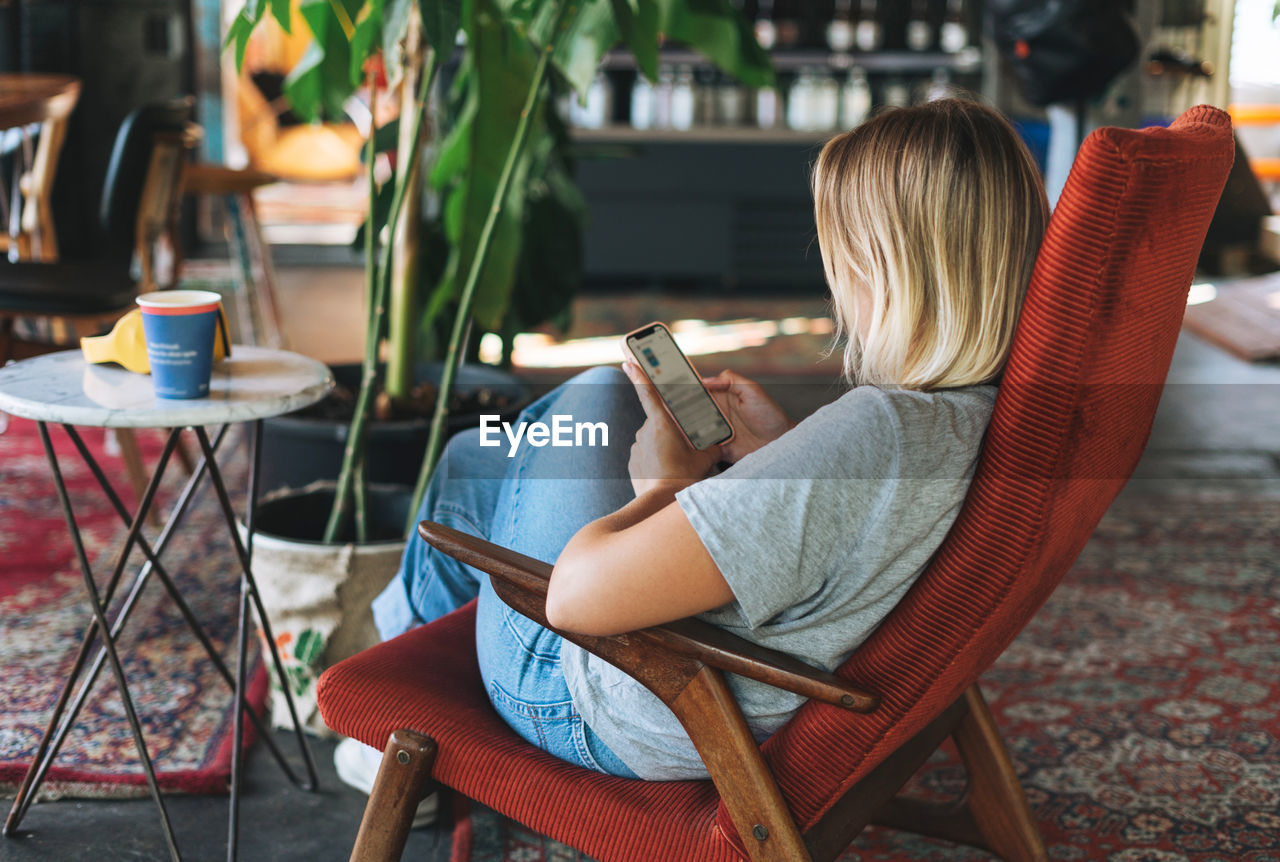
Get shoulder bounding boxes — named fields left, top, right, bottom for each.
left=805, top=382, right=996, bottom=444
left=805, top=384, right=997, bottom=474
left=861, top=384, right=997, bottom=430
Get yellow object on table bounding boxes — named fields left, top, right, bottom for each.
left=80, top=308, right=230, bottom=374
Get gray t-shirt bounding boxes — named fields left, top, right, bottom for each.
left=560, top=383, right=997, bottom=780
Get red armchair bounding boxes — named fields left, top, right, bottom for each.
left=316, top=105, right=1234, bottom=862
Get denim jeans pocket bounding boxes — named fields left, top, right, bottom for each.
left=486, top=679, right=603, bottom=773
left=499, top=602, right=562, bottom=663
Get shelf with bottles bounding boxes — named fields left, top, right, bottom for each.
left=568, top=125, right=837, bottom=145
left=565, top=0, right=983, bottom=140
left=565, top=63, right=978, bottom=140
left=597, top=46, right=982, bottom=76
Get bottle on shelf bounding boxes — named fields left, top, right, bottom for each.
left=569, top=70, right=612, bottom=129
left=906, top=0, right=933, bottom=52
left=855, top=0, right=881, bottom=53
left=826, top=0, right=855, bottom=53
left=694, top=68, right=716, bottom=127
left=786, top=68, right=813, bottom=131
left=670, top=66, right=696, bottom=130
left=756, top=84, right=782, bottom=129
left=786, top=67, right=839, bottom=133
left=882, top=77, right=911, bottom=108
left=630, top=72, right=655, bottom=130
left=840, top=65, right=872, bottom=128
left=922, top=67, right=953, bottom=103
left=653, top=65, right=675, bottom=129
left=772, top=0, right=801, bottom=49
left=813, top=68, right=840, bottom=131
left=940, top=0, right=968, bottom=54
left=716, top=73, right=746, bottom=126
left=754, top=0, right=777, bottom=50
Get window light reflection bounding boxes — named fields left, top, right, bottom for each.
left=1186, top=283, right=1217, bottom=306
left=479, top=317, right=835, bottom=369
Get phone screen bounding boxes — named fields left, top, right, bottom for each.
left=626, top=324, right=733, bottom=450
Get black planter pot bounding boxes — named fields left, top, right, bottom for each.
left=253, top=482, right=414, bottom=544
left=259, top=362, right=531, bottom=496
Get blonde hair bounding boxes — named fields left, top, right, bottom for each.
left=812, top=98, right=1049, bottom=389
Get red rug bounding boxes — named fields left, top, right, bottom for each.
left=451, top=488, right=1280, bottom=861
left=0, top=417, right=267, bottom=799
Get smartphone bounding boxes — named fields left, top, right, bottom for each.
left=623, top=322, right=734, bottom=450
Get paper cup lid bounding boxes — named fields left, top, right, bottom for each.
left=137, top=290, right=222, bottom=314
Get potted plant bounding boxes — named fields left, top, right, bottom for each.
left=226, top=0, right=772, bottom=732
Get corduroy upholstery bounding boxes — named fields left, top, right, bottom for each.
left=317, top=105, right=1234, bottom=861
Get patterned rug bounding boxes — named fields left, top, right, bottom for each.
left=452, top=487, right=1280, bottom=862
left=0, top=417, right=267, bottom=799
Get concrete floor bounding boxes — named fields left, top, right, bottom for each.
left=4, top=264, right=1279, bottom=861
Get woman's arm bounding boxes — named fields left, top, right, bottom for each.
left=546, top=363, right=736, bottom=636
left=547, top=489, right=734, bottom=636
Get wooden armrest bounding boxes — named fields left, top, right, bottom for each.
left=418, top=520, right=878, bottom=713
left=181, top=163, right=278, bottom=196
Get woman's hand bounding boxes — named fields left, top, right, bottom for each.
left=622, top=360, right=721, bottom=497
left=703, top=369, right=795, bottom=463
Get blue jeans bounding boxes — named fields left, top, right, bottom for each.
left=372, top=366, right=644, bottom=778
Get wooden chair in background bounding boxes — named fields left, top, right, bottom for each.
left=315, top=105, right=1234, bottom=862
left=0, top=73, right=80, bottom=263
left=0, top=101, right=197, bottom=499
left=180, top=163, right=285, bottom=348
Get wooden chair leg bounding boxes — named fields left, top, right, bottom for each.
left=952, top=685, right=1047, bottom=862
left=110, top=428, right=160, bottom=526
left=873, top=684, right=1047, bottom=862
left=113, top=429, right=148, bottom=497
left=349, top=730, right=438, bottom=862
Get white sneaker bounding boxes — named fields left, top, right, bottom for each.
left=333, top=737, right=438, bottom=828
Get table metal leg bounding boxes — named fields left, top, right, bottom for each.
left=4, top=425, right=217, bottom=834
left=76, top=424, right=307, bottom=782
left=4, top=423, right=309, bottom=837
left=192, top=422, right=319, bottom=862
left=6, top=421, right=322, bottom=862
left=8, top=422, right=184, bottom=862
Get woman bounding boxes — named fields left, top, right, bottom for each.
left=361, top=97, right=1049, bottom=783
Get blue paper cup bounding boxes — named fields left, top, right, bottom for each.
left=137, top=290, right=223, bottom=399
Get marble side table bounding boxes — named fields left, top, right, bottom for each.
left=0, top=347, right=334, bottom=862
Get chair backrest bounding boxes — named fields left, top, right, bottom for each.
left=727, top=106, right=1235, bottom=843
left=98, top=100, right=192, bottom=262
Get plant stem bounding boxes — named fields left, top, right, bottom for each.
left=323, top=55, right=435, bottom=544
left=387, top=9, right=425, bottom=399
left=406, top=4, right=574, bottom=535
left=353, top=454, right=368, bottom=543
left=323, top=72, right=381, bottom=544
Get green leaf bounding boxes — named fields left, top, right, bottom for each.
left=289, top=666, right=313, bottom=697
left=224, top=11, right=259, bottom=72
left=349, top=0, right=384, bottom=86
left=419, top=0, right=462, bottom=65
left=294, top=628, right=327, bottom=666
left=550, top=0, right=619, bottom=99
left=286, top=0, right=361, bottom=121
left=609, top=0, right=659, bottom=82
left=429, top=90, right=476, bottom=190
left=381, top=0, right=413, bottom=85
left=441, top=0, right=544, bottom=332
left=282, top=41, right=326, bottom=120
left=658, top=0, right=773, bottom=88
left=269, top=0, right=292, bottom=32
left=508, top=142, right=584, bottom=333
